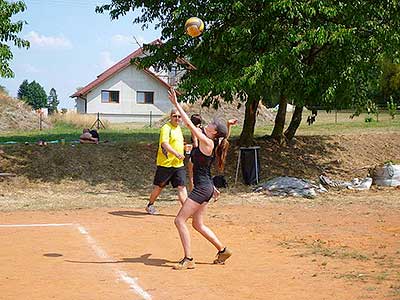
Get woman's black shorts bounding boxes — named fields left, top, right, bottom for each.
left=189, top=184, right=214, bottom=204
left=153, top=166, right=186, bottom=188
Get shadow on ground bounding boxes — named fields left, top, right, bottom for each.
left=66, top=253, right=213, bottom=268
left=108, top=210, right=176, bottom=218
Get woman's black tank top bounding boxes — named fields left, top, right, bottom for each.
left=191, top=132, right=215, bottom=187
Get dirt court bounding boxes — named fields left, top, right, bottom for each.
left=1, top=189, right=399, bottom=300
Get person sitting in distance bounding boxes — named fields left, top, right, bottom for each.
left=79, top=128, right=99, bottom=144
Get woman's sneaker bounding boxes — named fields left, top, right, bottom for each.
left=173, top=257, right=195, bottom=270
left=213, top=247, right=232, bottom=264
left=145, top=204, right=157, bottom=215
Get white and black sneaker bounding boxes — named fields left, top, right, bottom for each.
left=145, top=204, right=157, bottom=215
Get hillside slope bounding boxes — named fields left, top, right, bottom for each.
left=0, top=93, right=50, bottom=131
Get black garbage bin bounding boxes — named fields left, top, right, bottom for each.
left=239, top=146, right=260, bottom=185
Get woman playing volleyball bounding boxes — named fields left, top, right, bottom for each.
left=168, top=88, right=232, bottom=270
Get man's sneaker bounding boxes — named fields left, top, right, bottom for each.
left=213, top=247, right=232, bottom=264
left=173, top=257, right=195, bottom=270
left=145, top=204, right=157, bottom=215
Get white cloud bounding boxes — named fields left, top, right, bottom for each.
left=25, top=31, right=72, bottom=49
left=21, top=63, right=41, bottom=74
left=99, top=51, right=116, bottom=69
left=111, top=34, right=145, bottom=47
left=111, top=34, right=132, bottom=45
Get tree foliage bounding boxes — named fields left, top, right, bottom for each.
left=380, top=60, right=400, bottom=103
left=0, top=84, right=8, bottom=95
left=97, top=0, right=400, bottom=144
left=0, top=0, right=30, bottom=78
left=47, top=88, right=59, bottom=114
left=17, top=79, right=48, bottom=109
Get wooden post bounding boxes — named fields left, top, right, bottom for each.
left=335, top=109, right=338, bottom=124
left=150, top=111, right=153, bottom=127
left=37, top=109, right=43, bottom=131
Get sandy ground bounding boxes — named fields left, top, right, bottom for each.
left=1, top=189, right=399, bottom=300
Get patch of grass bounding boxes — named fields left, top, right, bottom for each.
left=279, top=239, right=370, bottom=261
left=375, top=272, right=390, bottom=282
left=0, top=122, right=162, bottom=144
left=335, top=272, right=369, bottom=281
left=49, top=111, right=108, bottom=129
left=309, top=240, right=370, bottom=261
left=255, top=116, right=400, bottom=137
left=277, top=239, right=305, bottom=249
left=336, top=271, right=393, bottom=285
left=390, top=285, right=400, bottom=296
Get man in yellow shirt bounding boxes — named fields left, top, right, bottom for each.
left=146, top=108, right=187, bottom=214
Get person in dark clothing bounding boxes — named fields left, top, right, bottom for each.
left=187, top=114, right=237, bottom=198
left=89, top=129, right=99, bottom=142
left=79, top=128, right=98, bottom=144
left=186, top=113, right=203, bottom=192
left=168, top=88, right=233, bottom=270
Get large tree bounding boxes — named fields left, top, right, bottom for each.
left=0, top=0, right=30, bottom=78
left=17, top=80, right=48, bottom=109
left=97, top=0, right=400, bottom=145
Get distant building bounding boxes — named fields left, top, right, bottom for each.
left=70, top=39, right=191, bottom=123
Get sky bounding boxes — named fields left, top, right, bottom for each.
left=0, top=0, right=161, bottom=109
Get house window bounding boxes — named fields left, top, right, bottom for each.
left=137, top=91, right=154, bottom=104
left=101, top=90, right=120, bottom=103
left=170, top=65, right=177, bottom=77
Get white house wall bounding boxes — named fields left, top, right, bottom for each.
left=84, top=64, right=173, bottom=121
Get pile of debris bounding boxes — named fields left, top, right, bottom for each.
left=155, top=99, right=275, bottom=127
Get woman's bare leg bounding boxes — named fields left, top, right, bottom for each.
left=174, top=198, right=201, bottom=258
left=191, top=203, right=224, bottom=251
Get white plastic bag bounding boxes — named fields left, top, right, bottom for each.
left=372, top=164, right=400, bottom=187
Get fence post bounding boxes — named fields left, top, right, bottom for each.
left=149, top=111, right=153, bottom=127
left=37, top=109, right=43, bottom=131
left=335, top=109, right=338, bottom=124
left=376, top=107, right=379, bottom=122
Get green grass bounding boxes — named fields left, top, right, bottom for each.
left=1, top=111, right=399, bottom=144
left=254, top=112, right=400, bottom=137
left=0, top=122, right=162, bottom=144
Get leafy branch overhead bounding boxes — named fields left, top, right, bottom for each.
left=96, top=0, right=400, bottom=144
left=0, top=0, right=30, bottom=78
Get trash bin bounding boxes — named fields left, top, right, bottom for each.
left=239, top=146, right=260, bottom=185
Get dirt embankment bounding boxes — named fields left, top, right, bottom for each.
left=0, top=93, right=51, bottom=131
left=0, top=132, right=399, bottom=190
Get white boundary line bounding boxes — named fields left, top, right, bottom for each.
left=75, top=224, right=152, bottom=300
left=0, top=223, right=152, bottom=300
left=0, top=223, right=74, bottom=227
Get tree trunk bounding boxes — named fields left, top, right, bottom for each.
left=284, top=105, right=303, bottom=141
left=270, top=95, right=287, bottom=143
left=239, top=97, right=260, bottom=146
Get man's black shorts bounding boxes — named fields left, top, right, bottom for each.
left=153, top=166, right=186, bottom=188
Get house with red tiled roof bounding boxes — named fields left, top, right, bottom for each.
left=70, top=40, right=189, bottom=123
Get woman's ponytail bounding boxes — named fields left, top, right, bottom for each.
left=215, top=138, right=229, bottom=172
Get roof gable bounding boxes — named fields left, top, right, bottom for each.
left=71, top=39, right=176, bottom=98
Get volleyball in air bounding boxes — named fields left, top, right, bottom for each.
left=185, top=17, right=204, bottom=37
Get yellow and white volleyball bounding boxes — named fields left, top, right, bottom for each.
left=185, top=17, right=205, bottom=37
